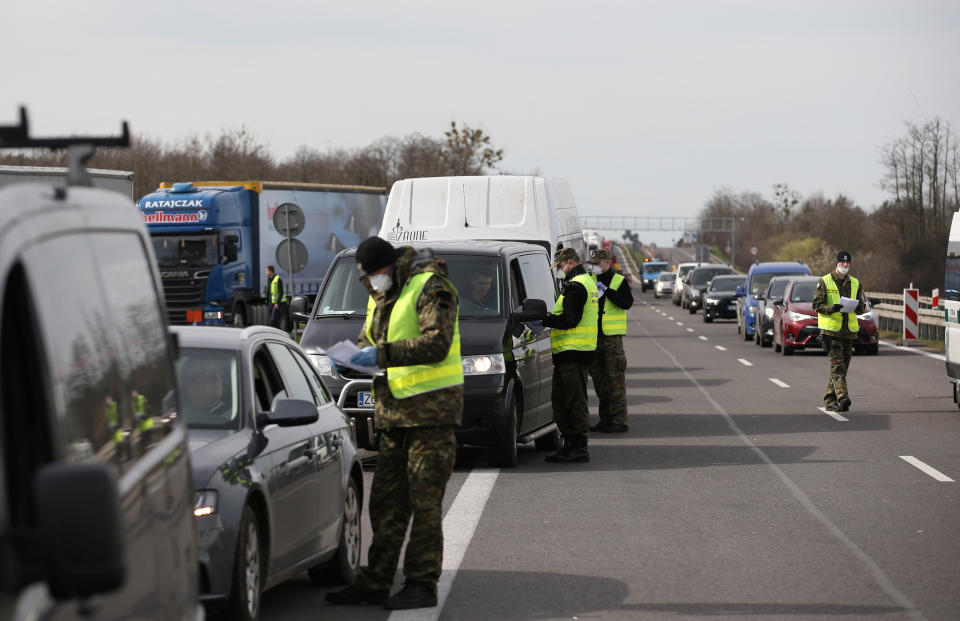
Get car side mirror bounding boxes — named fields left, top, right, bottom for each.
left=257, top=398, right=319, bottom=428
left=755, top=293, right=765, bottom=301
left=224, top=235, right=239, bottom=263
left=735, top=285, right=745, bottom=297
left=771, top=296, right=783, bottom=305
left=510, top=298, right=548, bottom=322
left=34, top=463, right=125, bottom=600
left=289, top=295, right=310, bottom=321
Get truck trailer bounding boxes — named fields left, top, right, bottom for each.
left=137, top=180, right=386, bottom=325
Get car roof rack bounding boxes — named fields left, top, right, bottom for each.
left=0, top=106, right=130, bottom=188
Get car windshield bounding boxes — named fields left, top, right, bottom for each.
left=790, top=282, right=818, bottom=302
left=766, top=280, right=790, bottom=299
left=152, top=234, right=219, bottom=268
left=658, top=272, right=673, bottom=282
left=692, top=269, right=730, bottom=286
left=750, top=271, right=807, bottom=295
left=177, top=348, right=241, bottom=430
left=314, top=255, right=502, bottom=318
left=709, top=277, right=745, bottom=292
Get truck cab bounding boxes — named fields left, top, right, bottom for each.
left=640, top=260, right=670, bottom=291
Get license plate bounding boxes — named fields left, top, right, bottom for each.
left=727, top=304, right=736, bottom=311
left=356, top=391, right=375, bottom=408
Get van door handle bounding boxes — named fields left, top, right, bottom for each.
left=330, top=435, right=344, bottom=448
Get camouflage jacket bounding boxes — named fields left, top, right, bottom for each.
left=812, top=271, right=867, bottom=339
left=358, top=246, right=464, bottom=429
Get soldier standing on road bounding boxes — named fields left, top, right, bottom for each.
left=587, top=249, right=633, bottom=433
left=541, top=247, right=599, bottom=463
left=325, top=236, right=463, bottom=610
left=265, top=265, right=289, bottom=332
left=813, top=250, right=867, bottom=413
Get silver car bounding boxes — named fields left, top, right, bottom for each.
left=172, top=325, right=364, bottom=621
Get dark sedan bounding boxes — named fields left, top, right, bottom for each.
left=172, top=326, right=364, bottom=621
left=683, top=265, right=735, bottom=313
left=702, top=274, right=746, bottom=322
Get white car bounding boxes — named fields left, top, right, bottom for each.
left=672, top=262, right=701, bottom=305
left=654, top=272, right=674, bottom=298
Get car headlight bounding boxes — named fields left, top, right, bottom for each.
left=194, top=490, right=218, bottom=517
left=309, top=354, right=335, bottom=377
left=764, top=307, right=774, bottom=318
left=748, top=305, right=758, bottom=314
left=788, top=310, right=817, bottom=322
left=462, top=353, right=506, bottom=375
left=857, top=309, right=877, bottom=322
left=204, top=311, right=224, bottom=320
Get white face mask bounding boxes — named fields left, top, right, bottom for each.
left=368, top=273, right=393, bottom=293
left=836, top=265, right=849, bottom=276
left=588, top=264, right=601, bottom=275
left=554, top=267, right=566, bottom=279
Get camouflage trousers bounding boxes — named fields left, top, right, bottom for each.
left=551, top=360, right=590, bottom=437
left=354, top=425, right=456, bottom=594
left=589, top=334, right=628, bottom=425
left=824, top=336, right=854, bottom=405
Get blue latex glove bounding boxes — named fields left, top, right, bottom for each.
left=350, top=346, right=378, bottom=368
left=331, top=360, right=345, bottom=373
left=528, top=320, right=542, bottom=327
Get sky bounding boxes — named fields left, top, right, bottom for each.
left=3, top=0, right=959, bottom=246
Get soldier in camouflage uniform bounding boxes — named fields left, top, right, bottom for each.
left=813, top=250, right=866, bottom=412
left=587, top=249, right=633, bottom=433
left=326, top=236, right=463, bottom=611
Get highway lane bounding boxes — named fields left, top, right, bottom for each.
left=263, top=292, right=960, bottom=621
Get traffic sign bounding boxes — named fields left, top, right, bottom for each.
left=750, top=246, right=758, bottom=256
left=725, top=245, right=732, bottom=255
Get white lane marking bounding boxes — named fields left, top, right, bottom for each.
left=737, top=358, right=753, bottom=366
left=769, top=378, right=790, bottom=388
left=676, top=321, right=683, bottom=326
left=900, top=456, right=954, bottom=482
left=880, top=340, right=945, bottom=361
left=818, top=406, right=849, bottom=422
left=640, top=324, right=927, bottom=620
left=388, top=469, right=499, bottom=621
left=699, top=336, right=708, bottom=341
left=686, top=328, right=694, bottom=332
left=715, top=345, right=727, bottom=351
left=668, top=316, right=674, bottom=320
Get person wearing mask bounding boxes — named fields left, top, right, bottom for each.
left=325, top=236, right=463, bottom=610
left=813, top=250, right=867, bottom=412
left=541, top=247, right=599, bottom=463
left=587, top=249, right=633, bottom=433
left=265, top=265, right=288, bottom=331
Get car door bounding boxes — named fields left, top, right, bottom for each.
left=506, top=258, right=542, bottom=431
left=516, top=252, right=558, bottom=428
left=250, top=342, right=321, bottom=573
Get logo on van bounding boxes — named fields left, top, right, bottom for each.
left=386, top=220, right=427, bottom=242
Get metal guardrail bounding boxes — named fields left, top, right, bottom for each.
left=866, top=291, right=944, bottom=341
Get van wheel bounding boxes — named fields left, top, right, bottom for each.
left=309, top=477, right=361, bottom=585
left=222, top=506, right=262, bottom=621
left=534, top=426, right=562, bottom=451
left=488, top=395, right=519, bottom=467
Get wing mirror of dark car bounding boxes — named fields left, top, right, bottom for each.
left=34, top=462, right=125, bottom=600
left=735, top=285, right=745, bottom=297
left=510, top=298, right=548, bottom=323
left=224, top=235, right=239, bottom=263
left=258, top=398, right=319, bottom=428
left=289, top=295, right=310, bottom=321
left=755, top=293, right=765, bottom=301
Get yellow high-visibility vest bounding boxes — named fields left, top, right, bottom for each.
left=551, top=273, right=599, bottom=353
left=818, top=273, right=860, bottom=332
left=269, top=275, right=288, bottom=304
left=599, top=273, right=627, bottom=335
left=365, top=272, right=463, bottom=399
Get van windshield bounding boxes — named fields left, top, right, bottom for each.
left=946, top=241, right=960, bottom=301
left=314, top=255, right=502, bottom=318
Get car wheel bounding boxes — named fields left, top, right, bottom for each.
left=654, top=292, right=660, bottom=299
left=488, top=394, right=519, bottom=467
left=782, top=343, right=793, bottom=356
left=223, top=506, right=262, bottom=621
left=534, top=426, right=562, bottom=451
left=743, top=324, right=752, bottom=341
left=309, top=477, right=361, bottom=585
left=689, top=305, right=696, bottom=314
left=867, top=345, right=879, bottom=356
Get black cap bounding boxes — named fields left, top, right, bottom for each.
left=356, top=236, right=399, bottom=278
left=836, top=250, right=852, bottom=263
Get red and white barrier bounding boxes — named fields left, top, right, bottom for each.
left=932, top=288, right=939, bottom=309
left=903, top=287, right=919, bottom=342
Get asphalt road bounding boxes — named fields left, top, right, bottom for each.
left=262, top=287, right=960, bottom=621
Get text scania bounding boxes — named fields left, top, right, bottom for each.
left=141, top=210, right=208, bottom=224
left=141, top=199, right=205, bottom=209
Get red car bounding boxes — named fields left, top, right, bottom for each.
left=772, top=276, right=879, bottom=355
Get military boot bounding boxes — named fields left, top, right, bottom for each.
left=545, top=436, right=574, bottom=463
left=383, top=581, right=437, bottom=610
left=547, top=435, right=589, bottom=463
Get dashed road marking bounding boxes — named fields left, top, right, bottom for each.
left=686, top=328, right=694, bottom=332
left=900, top=456, right=954, bottom=482
left=676, top=321, right=683, bottom=326
left=668, top=316, right=674, bottom=320
left=818, top=406, right=849, bottom=422
left=715, top=345, right=727, bottom=351
left=737, top=358, right=753, bottom=367
left=769, top=378, right=790, bottom=388
left=699, top=336, right=708, bottom=341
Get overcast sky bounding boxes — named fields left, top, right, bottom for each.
left=4, top=1, right=959, bottom=244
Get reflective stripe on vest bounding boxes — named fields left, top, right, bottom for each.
left=551, top=273, right=599, bottom=353
left=365, top=272, right=463, bottom=399
left=817, top=273, right=859, bottom=332
left=600, top=273, right=627, bottom=335
left=269, top=275, right=288, bottom=304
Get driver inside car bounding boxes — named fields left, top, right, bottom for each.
left=181, top=358, right=231, bottom=424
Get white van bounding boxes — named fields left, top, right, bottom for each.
left=378, top=175, right=585, bottom=260
left=945, top=213, right=960, bottom=406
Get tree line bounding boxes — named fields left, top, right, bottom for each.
left=696, top=117, right=960, bottom=293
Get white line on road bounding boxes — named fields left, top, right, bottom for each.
left=817, top=406, right=849, bottom=422
left=686, top=328, right=694, bottom=332
left=900, top=456, right=954, bottom=482
left=668, top=316, right=674, bottom=320
left=737, top=358, right=753, bottom=366
left=715, top=345, right=727, bottom=351
left=676, top=321, right=683, bottom=326
left=388, top=469, right=500, bottom=621
left=880, top=340, right=946, bottom=361
left=699, top=336, right=708, bottom=341
left=769, top=378, right=790, bottom=388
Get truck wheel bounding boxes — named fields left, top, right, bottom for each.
left=232, top=303, right=247, bottom=328
left=488, top=395, right=519, bottom=467
left=309, top=477, right=361, bottom=585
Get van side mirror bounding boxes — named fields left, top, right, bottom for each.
left=224, top=235, right=239, bottom=263
left=510, top=298, right=548, bottom=322
left=289, top=295, right=310, bottom=321
left=35, top=463, right=125, bottom=600
left=735, top=285, right=745, bottom=297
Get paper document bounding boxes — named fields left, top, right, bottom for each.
left=524, top=321, right=546, bottom=336
left=838, top=296, right=859, bottom=313
left=325, top=340, right=382, bottom=375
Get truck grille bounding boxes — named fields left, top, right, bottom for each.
left=161, top=272, right=209, bottom=324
